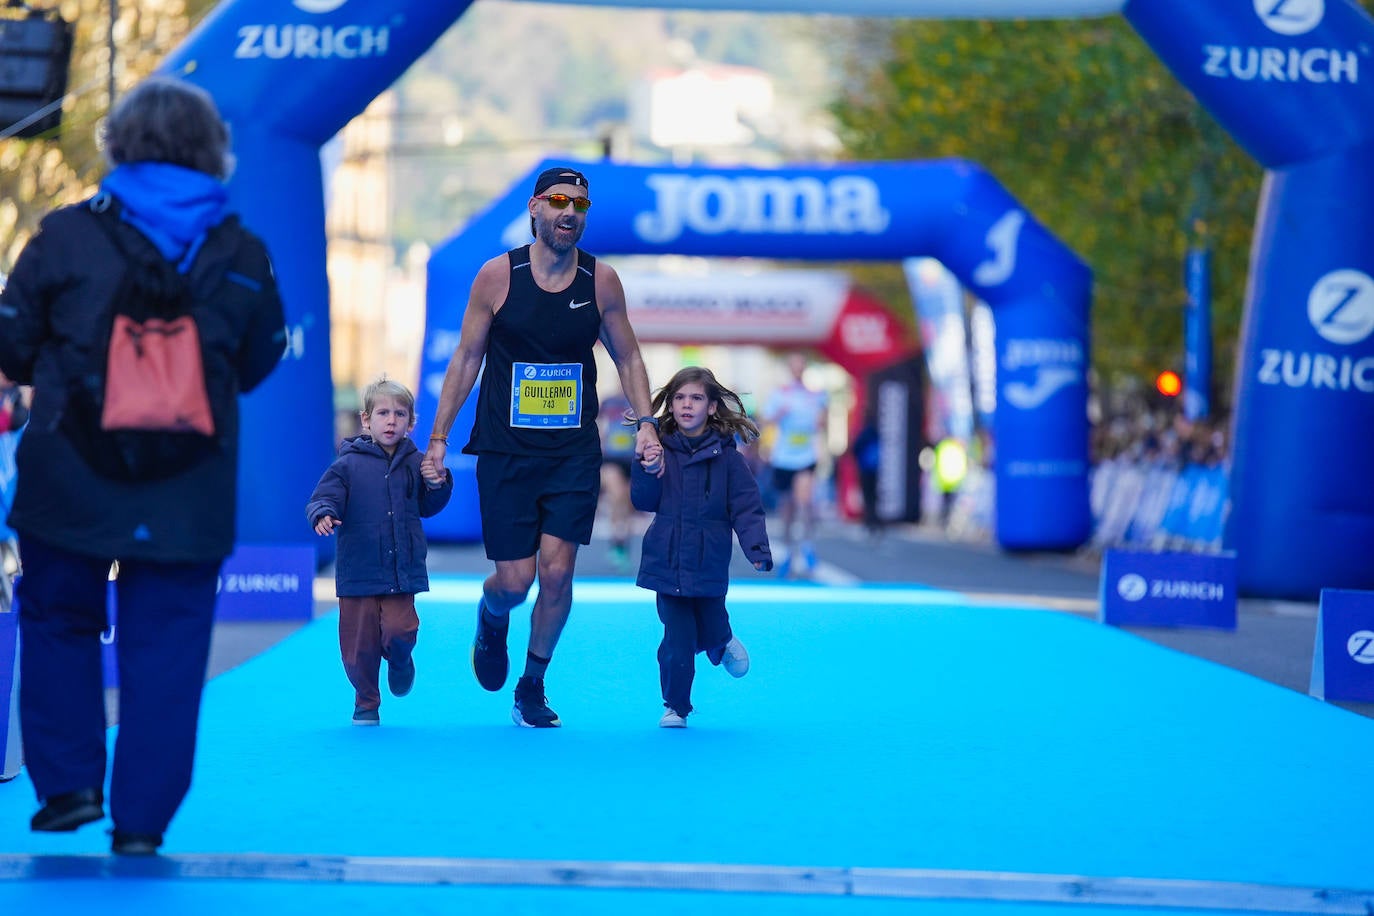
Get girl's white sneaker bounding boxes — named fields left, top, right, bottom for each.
left=659, top=709, right=687, bottom=728
left=721, top=636, right=750, bottom=678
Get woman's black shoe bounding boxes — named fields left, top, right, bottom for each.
left=111, top=830, right=162, bottom=856
left=31, top=788, right=104, bottom=832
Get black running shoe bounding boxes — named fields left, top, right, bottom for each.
left=511, top=675, right=561, bottom=728
left=471, top=599, right=509, bottom=691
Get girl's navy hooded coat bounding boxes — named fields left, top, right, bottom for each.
left=306, top=435, right=453, bottom=597
left=631, top=428, right=771, bottom=597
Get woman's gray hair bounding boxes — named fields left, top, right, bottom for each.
left=100, top=75, right=235, bottom=179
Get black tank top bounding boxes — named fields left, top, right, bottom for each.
left=464, top=246, right=602, bottom=456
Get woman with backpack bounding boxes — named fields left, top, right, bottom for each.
left=0, top=76, right=286, bottom=856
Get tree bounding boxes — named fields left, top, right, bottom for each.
left=1, top=0, right=213, bottom=270
left=825, top=15, right=1280, bottom=412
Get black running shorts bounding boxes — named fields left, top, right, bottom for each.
left=771, top=463, right=817, bottom=494
left=476, top=452, right=601, bottom=560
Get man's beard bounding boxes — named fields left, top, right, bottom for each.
left=535, top=212, right=584, bottom=254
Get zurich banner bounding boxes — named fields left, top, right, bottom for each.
left=420, top=159, right=1093, bottom=550
left=160, top=0, right=480, bottom=560
left=1310, top=588, right=1374, bottom=702
left=1123, top=0, right=1374, bottom=599
left=1099, top=549, right=1238, bottom=630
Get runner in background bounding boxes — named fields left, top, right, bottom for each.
left=761, top=351, right=828, bottom=578
left=597, top=391, right=637, bottom=571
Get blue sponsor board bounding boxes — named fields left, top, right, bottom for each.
left=215, top=544, right=316, bottom=622
left=1099, top=549, right=1237, bottom=630
left=1310, top=589, right=1374, bottom=702
left=102, top=544, right=315, bottom=690
left=1, top=575, right=20, bottom=780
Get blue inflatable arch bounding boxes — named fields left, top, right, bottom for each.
left=419, top=159, right=1093, bottom=548
left=163, top=0, right=1374, bottom=600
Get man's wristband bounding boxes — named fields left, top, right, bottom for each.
left=429, top=435, right=449, bottom=444
left=635, top=415, right=659, bottom=430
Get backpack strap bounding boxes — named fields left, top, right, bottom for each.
left=85, top=192, right=243, bottom=315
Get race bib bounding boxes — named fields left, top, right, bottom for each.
left=510, top=362, right=583, bottom=429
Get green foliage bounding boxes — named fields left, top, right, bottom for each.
left=1, top=0, right=212, bottom=268
left=826, top=16, right=1281, bottom=410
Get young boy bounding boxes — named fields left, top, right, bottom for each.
left=306, top=378, right=452, bottom=725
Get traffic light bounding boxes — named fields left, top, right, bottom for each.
left=1154, top=369, right=1183, bottom=399
left=0, top=8, right=74, bottom=139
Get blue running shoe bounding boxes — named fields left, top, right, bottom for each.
left=472, top=599, right=509, bottom=692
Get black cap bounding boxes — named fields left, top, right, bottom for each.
left=532, top=167, right=589, bottom=197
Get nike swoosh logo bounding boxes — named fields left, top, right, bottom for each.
left=569, top=300, right=592, bottom=309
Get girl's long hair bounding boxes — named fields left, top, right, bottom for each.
left=649, top=366, right=760, bottom=443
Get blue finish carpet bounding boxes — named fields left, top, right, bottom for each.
left=1, top=576, right=1371, bottom=914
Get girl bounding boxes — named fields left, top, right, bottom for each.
left=632, top=367, right=772, bottom=727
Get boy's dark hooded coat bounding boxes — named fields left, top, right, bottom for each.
left=306, top=435, right=452, bottom=597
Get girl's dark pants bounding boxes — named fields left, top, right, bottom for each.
left=338, top=594, right=418, bottom=712
left=656, top=592, right=733, bottom=716
left=17, top=534, right=219, bottom=838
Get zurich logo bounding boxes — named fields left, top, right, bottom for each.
left=293, top=0, right=349, bottom=13
left=524, top=366, right=538, bottom=379
left=1346, top=630, right=1374, bottom=664
left=1255, top=0, right=1324, bottom=36
left=1117, top=574, right=1148, bottom=602
left=1307, top=269, right=1374, bottom=345
left=1003, top=367, right=1078, bottom=410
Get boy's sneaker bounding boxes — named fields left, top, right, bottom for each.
left=721, top=636, right=750, bottom=678
left=801, top=543, right=818, bottom=573
left=511, top=675, right=561, bottom=728
left=659, top=708, right=687, bottom=728
left=351, top=706, right=380, bottom=726
left=776, top=553, right=792, bottom=579
left=472, top=599, right=509, bottom=692
left=387, top=655, right=415, bottom=697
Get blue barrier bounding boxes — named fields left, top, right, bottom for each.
left=1, top=572, right=19, bottom=781
left=1090, top=460, right=1228, bottom=555
left=1099, top=549, right=1237, bottom=631
left=1310, top=588, right=1374, bottom=702
left=0, top=429, right=18, bottom=544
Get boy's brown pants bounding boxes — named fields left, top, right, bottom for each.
left=338, top=594, right=419, bottom=712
